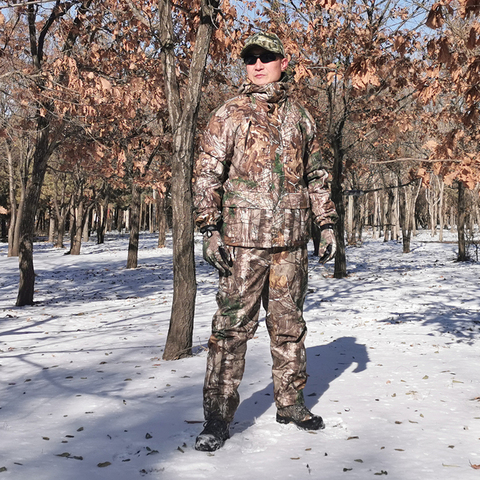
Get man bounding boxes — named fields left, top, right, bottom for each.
left=193, top=32, right=337, bottom=452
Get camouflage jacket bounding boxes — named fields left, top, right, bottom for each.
left=194, top=81, right=337, bottom=248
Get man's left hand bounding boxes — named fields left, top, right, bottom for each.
left=318, top=226, right=336, bottom=264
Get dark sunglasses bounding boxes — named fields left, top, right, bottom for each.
left=244, top=52, right=279, bottom=65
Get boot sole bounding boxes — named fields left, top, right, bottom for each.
left=276, top=414, right=325, bottom=430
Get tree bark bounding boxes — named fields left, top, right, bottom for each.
left=347, top=195, right=354, bottom=245
left=159, top=0, right=220, bottom=360
left=69, top=195, right=86, bottom=255
left=399, top=185, right=411, bottom=253
left=96, top=187, right=110, bottom=244
left=48, top=207, right=55, bottom=244
left=16, top=115, right=52, bottom=306
left=457, top=181, right=467, bottom=261
left=127, top=182, right=141, bottom=269
left=438, top=177, right=445, bottom=243
left=331, top=135, right=347, bottom=279
left=157, top=193, right=167, bottom=248
left=6, top=139, right=19, bottom=257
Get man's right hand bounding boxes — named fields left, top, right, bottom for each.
left=202, top=230, right=233, bottom=276
left=318, top=225, right=336, bottom=264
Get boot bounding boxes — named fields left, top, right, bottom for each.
left=276, top=404, right=325, bottom=430
left=194, top=417, right=230, bottom=452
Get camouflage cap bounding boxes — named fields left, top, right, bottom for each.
left=240, top=32, right=285, bottom=58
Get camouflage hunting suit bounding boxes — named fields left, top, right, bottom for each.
left=194, top=80, right=337, bottom=422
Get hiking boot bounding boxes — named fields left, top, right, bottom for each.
left=276, top=404, right=325, bottom=430
left=194, top=417, right=230, bottom=452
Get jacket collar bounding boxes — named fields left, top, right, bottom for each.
left=239, top=81, right=290, bottom=105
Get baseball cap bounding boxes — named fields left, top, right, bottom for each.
left=240, top=32, right=285, bottom=58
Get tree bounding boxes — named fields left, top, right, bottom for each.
left=125, top=0, right=224, bottom=359
left=255, top=0, right=428, bottom=276
left=419, top=0, right=480, bottom=260
left=0, top=1, right=96, bottom=305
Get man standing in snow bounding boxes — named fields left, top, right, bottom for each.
left=193, top=32, right=337, bottom=452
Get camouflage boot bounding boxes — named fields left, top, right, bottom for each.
left=276, top=404, right=325, bottom=431
left=194, top=417, right=230, bottom=452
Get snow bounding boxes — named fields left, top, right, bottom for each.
left=1, top=230, right=480, bottom=479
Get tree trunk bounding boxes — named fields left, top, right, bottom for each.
left=392, top=185, right=399, bottom=241
left=157, top=193, right=167, bottom=248
left=52, top=183, right=69, bottom=249
left=48, top=209, right=55, bottom=244
left=457, top=181, right=467, bottom=261
left=55, top=207, right=67, bottom=249
left=127, top=182, right=141, bottom=269
left=70, top=198, right=85, bottom=255
left=160, top=0, right=220, bottom=360
left=357, top=196, right=364, bottom=244
left=385, top=190, right=395, bottom=242
left=438, top=177, right=445, bottom=243
left=347, top=194, right=354, bottom=245
left=96, top=191, right=109, bottom=244
left=11, top=171, right=27, bottom=258
left=164, top=131, right=197, bottom=358
left=82, top=205, right=92, bottom=242
left=6, top=139, right=18, bottom=257
left=331, top=136, right=347, bottom=279
left=16, top=116, right=52, bottom=306
left=400, top=186, right=411, bottom=253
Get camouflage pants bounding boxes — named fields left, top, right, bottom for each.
left=203, top=245, right=308, bottom=423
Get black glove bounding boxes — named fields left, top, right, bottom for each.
left=318, top=225, right=336, bottom=264
left=201, top=226, right=233, bottom=276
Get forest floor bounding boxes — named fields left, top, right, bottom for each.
left=1, top=229, right=480, bottom=479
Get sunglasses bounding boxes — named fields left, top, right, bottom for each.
left=244, top=52, right=279, bottom=65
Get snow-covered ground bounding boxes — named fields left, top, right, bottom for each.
left=1, top=229, right=479, bottom=480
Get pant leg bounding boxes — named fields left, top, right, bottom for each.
left=203, top=247, right=270, bottom=423
left=264, top=245, right=309, bottom=409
